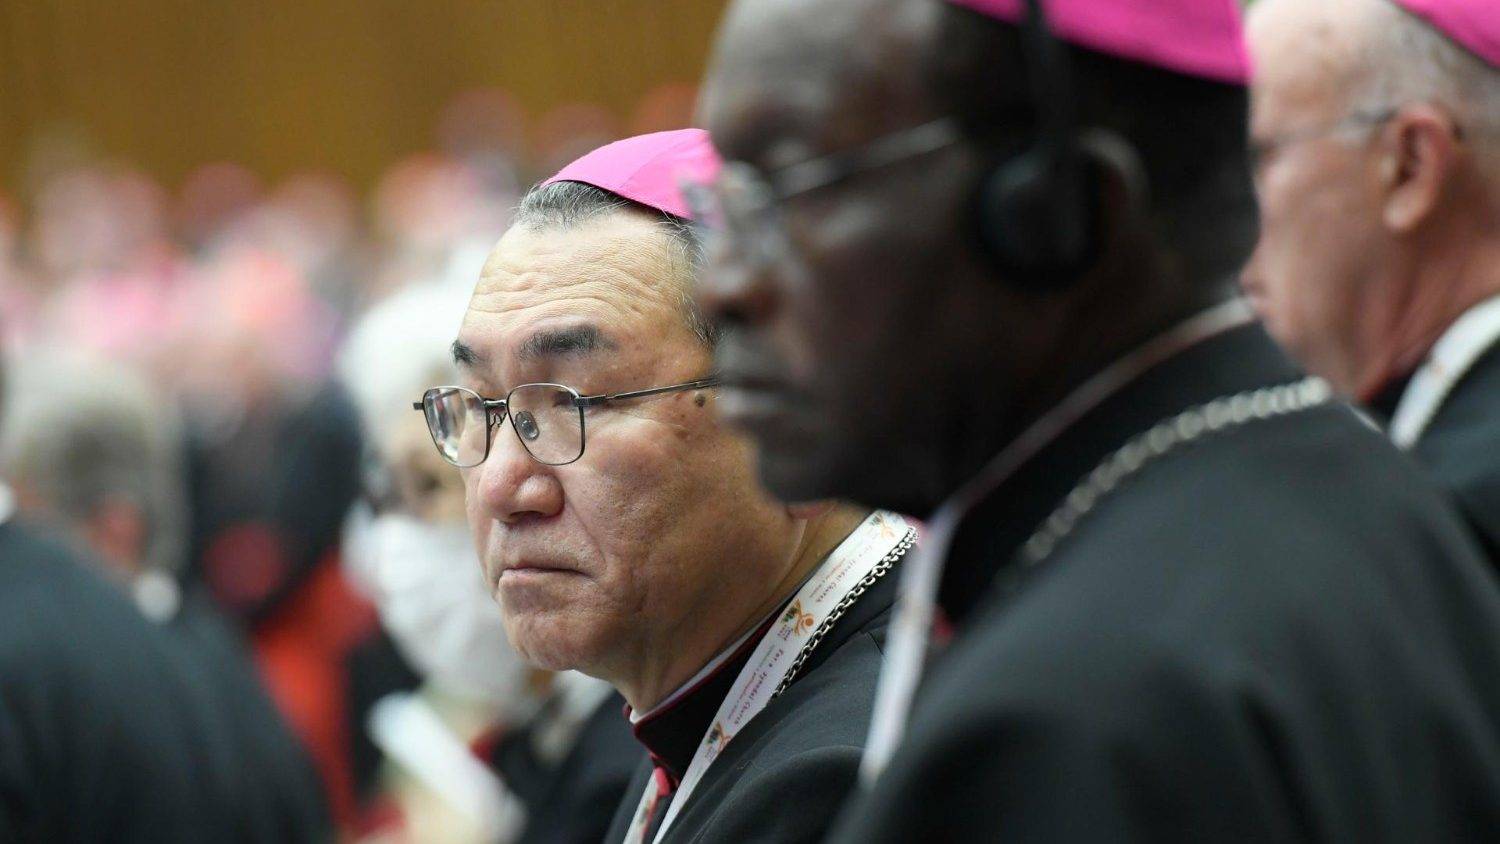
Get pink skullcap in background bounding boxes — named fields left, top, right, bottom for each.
left=542, top=129, right=722, bottom=221
left=1389, top=0, right=1500, bottom=68
left=946, top=0, right=1249, bottom=85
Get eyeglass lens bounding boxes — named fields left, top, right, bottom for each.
left=421, top=384, right=585, bottom=468
left=506, top=384, right=584, bottom=465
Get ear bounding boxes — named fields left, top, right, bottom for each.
left=786, top=499, right=836, bottom=520
left=1380, top=105, right=1461, bottom=234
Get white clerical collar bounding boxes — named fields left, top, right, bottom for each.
left=0, top=481, right=14, bottom=528
left=1388, top=292, right=1500, bottom=448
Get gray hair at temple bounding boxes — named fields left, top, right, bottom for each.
left=1360, top=1, right=1500, bottom=165
left=510, top=179, right=717, bottom=347
left=338, top=278, right=470, bottom=460
left=0, top=351, right=188, bottom=578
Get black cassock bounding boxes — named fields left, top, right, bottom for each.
left=829, top=323, right=1500, bottom=842
left=1379, top=338, right=1500, bottom=564
left=604, top=569, right=898, bottom=844
left=0, top=519, right=329, bottom=843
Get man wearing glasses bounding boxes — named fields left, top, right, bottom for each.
left=415, top=130, right=917, bottom=844
left=1244, top=0, right=1500, bottom=564
left=693, top=0, right=1500, bottom=838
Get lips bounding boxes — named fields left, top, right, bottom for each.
left=482, top=550, right=585, bottom=593
left=500, top=558, right=582, bottom=576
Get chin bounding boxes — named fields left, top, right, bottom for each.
left=500, top=607, right=609, bottom=673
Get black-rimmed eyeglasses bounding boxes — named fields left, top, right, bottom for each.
left=413, top=377, right=720, bottom=467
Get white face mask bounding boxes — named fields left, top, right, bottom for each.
left=343, top=506, right=545, bottom=722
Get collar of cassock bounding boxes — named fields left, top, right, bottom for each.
left=626, top=612, right=779, bottom=785
left=624, top=542, right=902, bottom=784
left=939, top=318, right=1306, bottom=626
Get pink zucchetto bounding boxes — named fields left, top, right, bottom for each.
left=946, top=0, right=1249, bottom=85
left=1389, top=0, right=1500, bottom=68
left=541, top=129, right=722, bottom=221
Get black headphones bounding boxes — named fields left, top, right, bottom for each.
left=975, top=0, right=1105, bottom=291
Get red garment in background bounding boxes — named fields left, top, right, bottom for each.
left=251, top=552, right=378, bottom=830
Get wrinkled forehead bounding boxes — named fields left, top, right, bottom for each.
left=458, top=214, right=697, bottom=379
left=702, top=0, right=941, bottom=169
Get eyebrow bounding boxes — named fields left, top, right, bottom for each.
left=452, top=340, right=485, bottom=369
left=516, top=325, right=617, bottom=362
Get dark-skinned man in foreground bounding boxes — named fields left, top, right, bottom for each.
left=691, top=0, right=1500, bottom=838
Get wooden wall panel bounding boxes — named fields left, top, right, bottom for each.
left=0, top=0, right=729, bottom=194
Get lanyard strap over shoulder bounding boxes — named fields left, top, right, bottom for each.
left=624, top=510, right=915, bottom=844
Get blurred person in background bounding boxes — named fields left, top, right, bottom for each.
left=368, top=153, right=515, bottom=305
left=0, top=349, right=330, bottom=840
left=0, top=344, right=327, bottom=841
left=175, top=162, right=265, bottom=252
left=1244, top=0, right=1500, bottom=560
left=694, top=0, right=1500, bottom=838
left=530, top=103, right=622, bottom=184
left=420, top=129, right=917, bottom=844
left=340, top=275, right=638, bottom=844
left=172, top=270, right=374, bottom=827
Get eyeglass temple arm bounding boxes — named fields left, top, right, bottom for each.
left=575, top=377, right=721, bottom=408
left=775, top=118, right=962, bottom=198
left=412, top=397, right=508, bottom=412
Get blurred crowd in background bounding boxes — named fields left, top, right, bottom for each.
left=0, top=82, right=694, bottom=842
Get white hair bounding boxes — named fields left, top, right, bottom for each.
left=337, top=265, right=478, bottom=460
left=1361, top=1, right=1500, bottom=153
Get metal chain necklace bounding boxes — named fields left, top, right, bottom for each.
left=774, top=525, right=918, bottom=697
left=1016, top=377, right=1333, bottom=571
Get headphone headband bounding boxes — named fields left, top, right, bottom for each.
left=976, top=0, right=1102, bottom=289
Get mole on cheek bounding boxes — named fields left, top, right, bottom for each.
left=695, top=394, right=707, bottom=408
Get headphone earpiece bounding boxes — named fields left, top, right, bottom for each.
left=974, top=0, right=1108, bottom=293
left=975, top=141, right=1104, bottom=291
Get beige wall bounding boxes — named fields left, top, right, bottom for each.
left=0, top=0, right=728, bottom=193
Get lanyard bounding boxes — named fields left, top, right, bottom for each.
left=624, top=510, right=915, bottom=844
left=1388, top=293, right=1500, bottom=448
left=860, top=298, right=1256, bottom=784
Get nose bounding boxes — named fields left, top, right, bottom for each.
left=694, top=237, right=782, bottom=331
left=471, top=416, right=564, bottom=525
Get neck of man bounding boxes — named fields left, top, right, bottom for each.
left=937, top=255, right=1236, bottom=504
left=620, top=505, right=871, bottom=714
left=1352, top=228, right=1500, bottom=401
